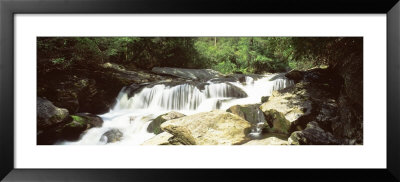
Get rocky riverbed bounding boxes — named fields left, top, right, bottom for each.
left=37, top=63, right=362, bottom=145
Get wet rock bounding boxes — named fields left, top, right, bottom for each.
left=100, top=129, right=123, bottom=143
left=208, top=76, right=239, bottom=83
left=125, top=83, right=147, bottom=98
left=160, top=110, right=251, bottom=145
left=74, top=113, right=104, bottom=128
left=147, top=111, right=185, bottom=134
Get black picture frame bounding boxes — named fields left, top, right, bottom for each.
left=1, top=0, right=399, bottom=181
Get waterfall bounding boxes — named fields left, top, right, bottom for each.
left=121, top=84, right=205, bottom=110
left=245, top=76, right=254, bottom=85
left=248, top=109, right=268, bottom=138
left=63, top=73, right=294, bottom=145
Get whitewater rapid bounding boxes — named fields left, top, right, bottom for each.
left=63, top=74, right=293, bottom=145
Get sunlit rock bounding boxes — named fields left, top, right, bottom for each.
left=160, top=110, right=251, bottom=145
left=147, top=111, right=185, bottom=134
left=141, top=132, right=175, bottom=145
left=243, top=133, right=288, bottom=145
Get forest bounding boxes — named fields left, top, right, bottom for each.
left=37, top=37, right=363, bottom=146
left=37, top=37, right=361, bottom=74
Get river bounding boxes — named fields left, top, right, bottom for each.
left=63, top=73, right=293, bottom=145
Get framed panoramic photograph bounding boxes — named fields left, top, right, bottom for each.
left=1, top=0, right=400, bottom=181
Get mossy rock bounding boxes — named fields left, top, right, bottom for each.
left=263, top=109, right=291, bottom=135
left=261, top=96, right=270, bottom=103
left=37, top=97, right=70, bottom=130
left=68, top=115, right=86, bottom=127
left=60, top=114, right=103, bottom=141
left=61, top=115, right=88, bottom=140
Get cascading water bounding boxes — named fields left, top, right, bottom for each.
left=248, top=109, right=268, bottom=138
left=63, top=73, right=294, bottom=145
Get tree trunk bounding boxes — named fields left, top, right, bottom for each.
left=125, top=45, right=128, bottom=62
left=248, top=38, right=253, bottom=67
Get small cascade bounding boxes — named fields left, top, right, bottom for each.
left=203, top=83, right=247, bottom=98
left=136, top=84, right=205, bottom=110
left=245, top=76, right=254, bottom=85
left=64, top=73, right=295, bottom=145
left=272, top=78, right=294, bottom=91
left=248, top=109, right=268, bottom=139
left=114, top=82, right=248, bottom=112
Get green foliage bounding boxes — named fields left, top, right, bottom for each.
left=51, top=57, right=65, bottom=64
left=71, top=115, right=85, bottom=124
left=37, top=37, right=362, bottom=74
left=213, top=61, right=237, bottom=74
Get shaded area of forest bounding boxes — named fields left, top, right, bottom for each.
left=38, top=37, right=362, bottom=74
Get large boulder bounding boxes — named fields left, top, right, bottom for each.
left=100, top=129, right=123, bottom=143
left=260, top=87, right=312, bottom=124
left=61, top=113, right=104, bottom=141
left=243, top=133, right=288, bottom=145
left=147, top=111, right=185, bottom=134
left=226, top=104, right=268, bottom=127
left=288, top=121, right=343, bottom=145
left=285, top=70, right=304, bottom=82
left=160, top=110, right=251, bottom=145
left=141, top=132, right=175, bottom=145
left=37, top=97, right=69, bottom=131
left=262, top=109, right=291, bottom=135
left=152, top=67, right=223, bottom=80
left=74, top=113, right=104, bottom=127
left=37, top=101, right=104, bottom=144
left=260, top=84, right=312, bottom=135
left=37, top=63, right=172, bottom=115
left=37, top=72, right=118, bottom=114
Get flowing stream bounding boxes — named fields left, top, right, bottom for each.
left=63, top=74, right=294, bottom=145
